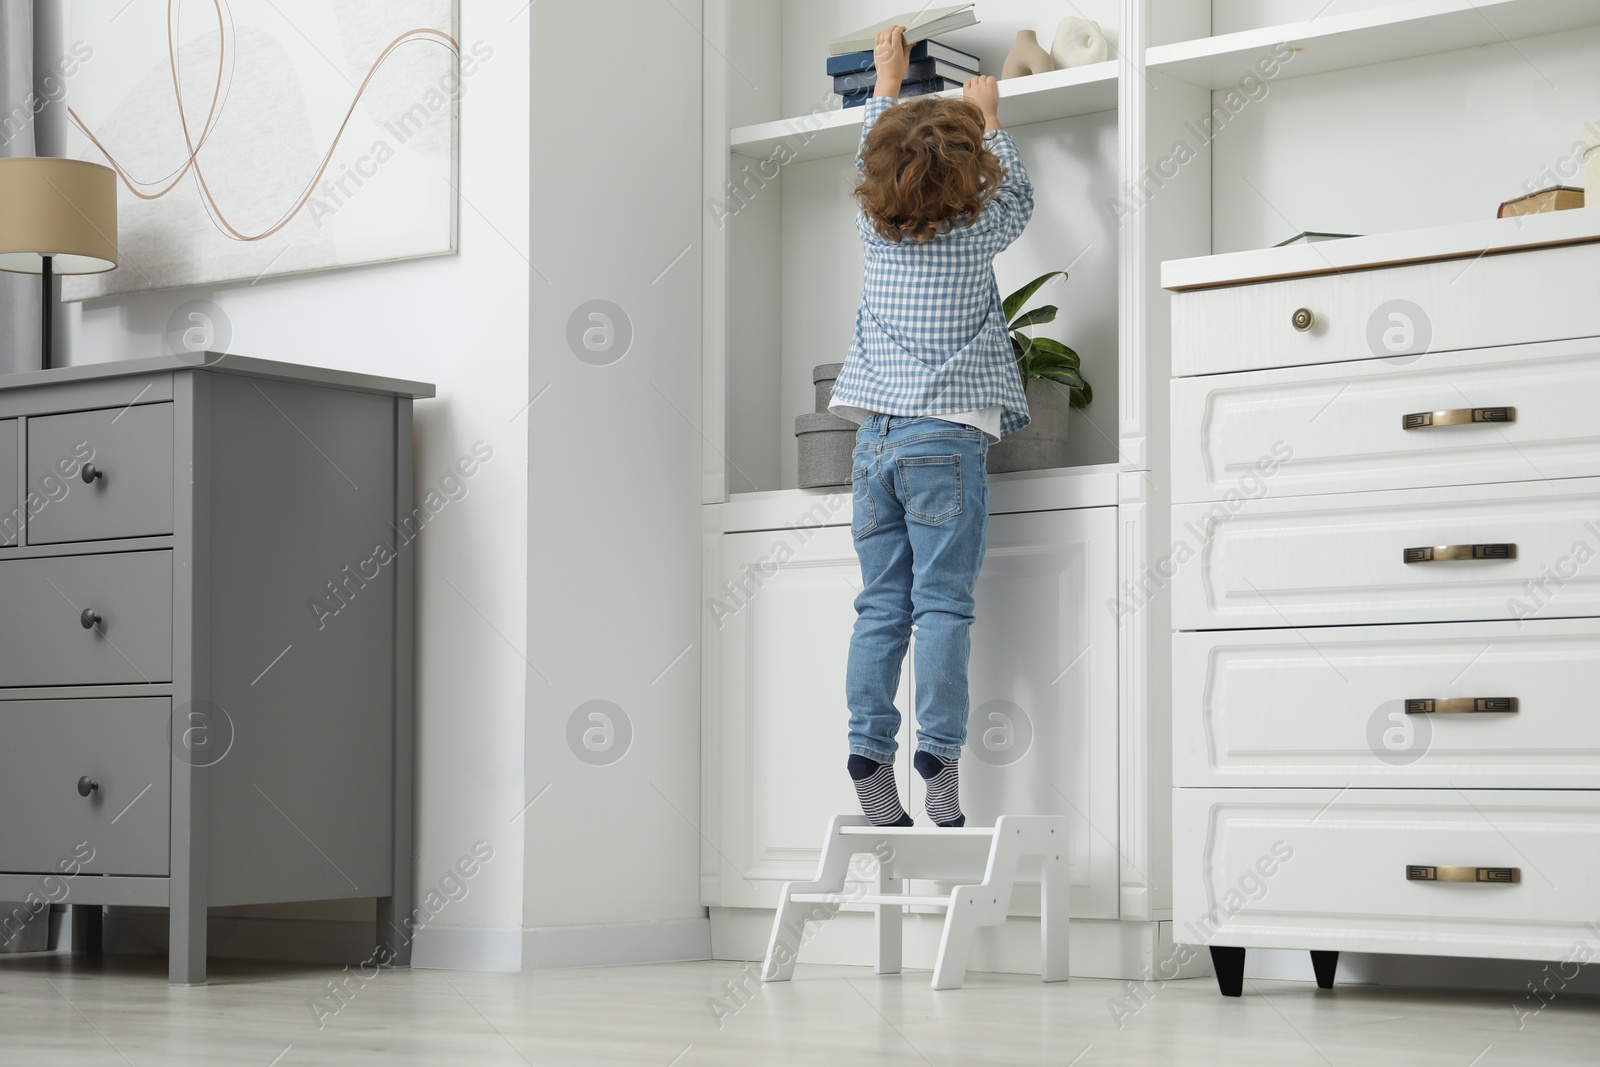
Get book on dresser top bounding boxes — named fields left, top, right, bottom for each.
left=833, top=58, right=976, bottom=93
left=825, top=40, right=980, bottom=77
left=842, top=78, right=964, bottom=109
left=1498, top=186, right=1586, bottom=217
left=1274, top=231, right=1361, bottom=247
left=829, top=5, right=978, bottom=55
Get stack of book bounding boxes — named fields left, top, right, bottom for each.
left=827, top=5, right=981, bottom=109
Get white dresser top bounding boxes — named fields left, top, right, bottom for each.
left=1162, top=209, right=1600, bottom=292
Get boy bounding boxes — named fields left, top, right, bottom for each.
left=828, top=27, right=1033, bottom=827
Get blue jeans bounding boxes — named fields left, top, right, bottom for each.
left=846, top=415, right=989, bottom=764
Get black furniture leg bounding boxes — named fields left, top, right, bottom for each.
left=70, top=904, right=102, bottom=953
left=1310, top=950, right=1338, bottom=989
left=1210, top=945, right=1246, bottom=997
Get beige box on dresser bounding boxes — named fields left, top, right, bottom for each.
left=1164, top=211, right=1600, bottom=996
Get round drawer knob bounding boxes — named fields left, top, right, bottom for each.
left=80, top=608, right=102, bottom=630
left=1291, top=307, right=1316, bottom=332
left=81, top=463, right=104, bottom=484
left=78, top=776, right=99, bottom=798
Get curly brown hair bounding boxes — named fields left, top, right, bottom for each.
left=855, top=96, right=1002, bottom=243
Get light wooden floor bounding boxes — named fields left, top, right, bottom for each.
left=0, top=954, right=1594, bottom=1066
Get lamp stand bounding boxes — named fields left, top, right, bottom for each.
left=41, top=253, right=53, bottom=371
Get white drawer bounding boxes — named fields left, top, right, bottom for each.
left=1171, top=240, right=1600, bottom=377
left=1172, top=477, right=1600, bottom=630
left=1172, top=337, right=1600, bottom=504
left=1174, top=618, right=1600, bottom=789
left=1173, top=788, right=1600, bottom=960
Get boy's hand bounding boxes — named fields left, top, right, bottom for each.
left=873, top=26, right=910, bottom=97
left=963, top=75, right=1001, bottom=131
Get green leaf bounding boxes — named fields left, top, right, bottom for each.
left=1071, top=380, right=1093, bottom=409
left=1033, top=367, right=1086, bottom=390
left=1004, top=271, right=1066, bottom=324
left=1022, top=336, right=1080, bottom=366
left=1008, top=305, right=1058, bottom=330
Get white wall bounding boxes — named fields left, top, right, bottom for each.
left=1212, top=23, right=1600, bottom=252
left=523, top=0, right=707, bottom=955
left=56, top=1, right=531, bottom=944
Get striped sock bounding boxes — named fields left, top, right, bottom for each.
left=847, top=755, right=912, bottom=827
left=914, top=751, right=964, bottom=827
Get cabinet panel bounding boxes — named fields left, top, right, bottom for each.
left=1173, top=788, right=1600, bottom=961
left=0, top=698, right=170, bottom=876
left=0, top=419, right=15, bottom=548
left=703, top=507, right=1120, bottom=919
left=1171, top=240, right=1600, bottom=377
left=0, top=551, right=173, bottom=687
left=1172, top=338, right=1600, bottom=503
left=27, top=403, right=174, bottom=545
left=1175, top=618, right=1600, bottom=788
left=1172, top=477, right=1600, bottom=630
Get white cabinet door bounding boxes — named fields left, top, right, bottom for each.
left=1173, top=788, right=1600, bottom=961
left=1172, top=477, right=1600, bottom=630
left=1174, top=617, right=1600, bottom=789
left=702, top=507, right=1120, bottom=919
left=1172, top=337, right=1600, bottom=504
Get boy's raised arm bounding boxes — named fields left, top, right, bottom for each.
left=855, top=26, right=909, bottom=173
left=965, top=76, right=1033, bottom=247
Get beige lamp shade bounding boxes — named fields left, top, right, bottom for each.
left=0, top=157, right=118, bottom=275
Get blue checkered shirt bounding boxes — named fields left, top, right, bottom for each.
left=829, top=94, right=1033, bottom=438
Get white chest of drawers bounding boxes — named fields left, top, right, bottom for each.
left=0, top=354, right=432, bottom=985
left=1164, top=213, right=1600, bottom=996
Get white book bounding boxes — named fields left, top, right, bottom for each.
left=828, top=5, right=979, bottom=57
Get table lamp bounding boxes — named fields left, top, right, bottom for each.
left=0, top=157, right=118, bottom=371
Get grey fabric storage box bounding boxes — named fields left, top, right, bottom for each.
left=795, top=411, right=857, bottom=488
left=813, top=363, right=844, bottom=414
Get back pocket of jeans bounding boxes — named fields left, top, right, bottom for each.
left=897, top=455, right=962, bottom=525
left=850, top=466, right=876, bottom=538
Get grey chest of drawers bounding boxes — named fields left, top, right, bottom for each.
left=0, top=353, right=434, bottom=985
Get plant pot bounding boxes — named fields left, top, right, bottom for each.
left=813, top=363, right=844, bottom=413
left=987, top=378, right=1071, bottom=473
left=796, top=410, right=857, bottom=488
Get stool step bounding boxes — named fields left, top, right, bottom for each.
left=789, top=892, right=951, bottom=908
left=837, top=825, right=997, bottom=837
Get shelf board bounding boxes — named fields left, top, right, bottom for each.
left=729, top=62, right=1119, bottom=164
left=1147, top=0, right=1600, bottom=89
left=789, top=892, right=952, bottom=908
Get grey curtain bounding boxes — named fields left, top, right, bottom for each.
left=1, top=0, right=38, bottom=373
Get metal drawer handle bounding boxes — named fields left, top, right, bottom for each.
left=78, top=776, right=98, bottom=798
left=81, top=463, right=104, bottom=484
left=1406, top=865, right=1519, bottom=884
left=1405, top=697, right=1519, bottom=715
left=81, top=608, right=102, bottom=630
left=1402, top=406, right=1515, bottom=430
left=1403, top=544, right=1516, bottom=563
left=1291, top=307, right=1315, bottom=332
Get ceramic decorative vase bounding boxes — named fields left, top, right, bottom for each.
left=1002, top=29, right=1056, bottom=80
left=1050, top=17, right=1109, bottom=68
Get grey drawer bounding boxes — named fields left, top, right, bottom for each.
left=27, top=403, right=173, bottom=545
left=0, top=551, right=173, bottom=687
left=0, top=698, right=170, bottom=876
left=0, top=419, right=15, bottom=547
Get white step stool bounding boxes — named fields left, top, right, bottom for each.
left=761, top=813, right=1070, bottom=990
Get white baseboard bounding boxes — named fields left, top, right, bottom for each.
left=709, top=907, right=1172, bottom=981
left=101, top=913, right=709, bottom=973
left=523, top=916, right=712, bottom=970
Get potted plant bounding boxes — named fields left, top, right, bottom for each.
left=988, top=270, right=1092, bottom=474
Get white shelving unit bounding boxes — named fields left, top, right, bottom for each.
left=730, top=60, right=1119, bottom=164
left=698, top=0, right=1600, bottom=982
left=1148, top=0, right=1599, bottom=87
